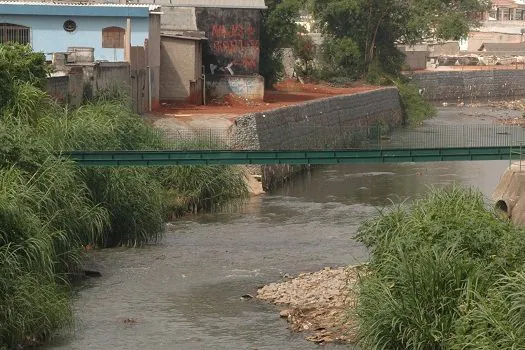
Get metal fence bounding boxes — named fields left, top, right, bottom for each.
left=153, top=124, right=525, bottom=151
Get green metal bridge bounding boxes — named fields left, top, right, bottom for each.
left=63, top=124, right=525, bottom=166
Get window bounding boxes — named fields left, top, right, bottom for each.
left=0, top=23, right=30, bottom=45
left=63, top=20, right=77, bottom=32
left=102, top=27, right=125, bottom=48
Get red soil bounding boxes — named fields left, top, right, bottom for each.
left=151, top=79, right=379, bottom=117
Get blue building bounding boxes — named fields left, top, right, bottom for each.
left=0, top=1, right=161, bottom=109
left=0, top=1, right=161, bottom=62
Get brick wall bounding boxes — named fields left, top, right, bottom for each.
left=409, top=69, right=525, bottom=102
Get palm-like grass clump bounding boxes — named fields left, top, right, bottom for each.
left=0, top=46, right=247, bottom=347
left=356, top=186, right=525, bottom=349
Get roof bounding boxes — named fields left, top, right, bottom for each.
left=161, top=34, right=206, bottom=41
left=479, top=42, right=525, bottom=51
left=161, top=31, right=207, bottom=40
left=0, top=1, right=161, bottom=17
left=145, top=0, right=266, bottom=9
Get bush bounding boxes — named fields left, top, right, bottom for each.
left=396, top=80, right=436, bottom=125
left=293, top=34, right=316, bottom=78
left=0, top=44, right=49, bottom=112
left=318, top=37, right=363, bottom=81
left=356, top=186, right=525, bottom=349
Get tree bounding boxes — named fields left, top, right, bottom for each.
left=260, top=0, right=303, bottom=87
left=313, top=0, right=490, bottom=76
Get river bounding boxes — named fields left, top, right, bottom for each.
left=46, top=107, right=516, bottom=350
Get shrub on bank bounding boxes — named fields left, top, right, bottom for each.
left=356, top=186, right=525, bottom=349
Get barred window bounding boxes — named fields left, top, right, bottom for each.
left=102, top=26, right=125, bottom=48
left=0, top=23, right=30, bottom=45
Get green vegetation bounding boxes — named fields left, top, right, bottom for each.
left=312, top=0, right=489, bottom=77
left=260, top=0, right=303, bottom=87
left=263, top=0, right=486, bottom=124
left=0, top=44, right=248, bottom=348
left=356, top=186, right=525, bottom=349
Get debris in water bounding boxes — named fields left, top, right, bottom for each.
left=240, top=294, right=254, bottom=300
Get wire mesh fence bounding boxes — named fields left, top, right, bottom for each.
left=152, top=124, right=525, bottom=151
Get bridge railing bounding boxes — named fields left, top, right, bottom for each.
left=147, top=124, right=525, bottom=151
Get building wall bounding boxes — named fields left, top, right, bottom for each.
left=409, top=69, right=525, bottom=102
left=160, top=6, right=198, bottom=31
left=46, top=62, right=131, bottom=107
left=195, top=8, right=261, bottom=76
left=206, top=75, right=264, bottom=101
left=230, top=87, right=403, bottom=189
left=148, top=13, right=161, bottom=109
left=160, top=38, right=197, bottom=100
left=466, top=31, right=522, bottom=51
left=429, top=42, right=460, bottom=56
left=0, top=14, right=150, bottom=61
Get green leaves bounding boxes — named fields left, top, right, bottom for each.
left=0, top=44, right=49, bottom=113
left=356, top=186, right=525, bottom=349
left=260, top=0, right=303, bottom=86
left=312, top=0, right=489, bottom=76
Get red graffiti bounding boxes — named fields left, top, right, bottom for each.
left=211, top=23, right=256, bottom=40
left=211, top=24, right=228, bottom=38
left=230, top=24, right=244, bottom=39
left=240, top=57, right=258, bottom=70
left=245, top=24, right=256, bottom=39
left=212, top=40, right=243, bottom=55
left=212, top=40, right=260, bottom=56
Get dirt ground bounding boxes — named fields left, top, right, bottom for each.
left=417, top=64, right=525, bottom=73
left=257, top=265, right=366, bottom=345
left=150, top=80, right=378, bottom=120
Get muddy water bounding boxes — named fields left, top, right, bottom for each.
left=47, top=108, right=512, bottom=350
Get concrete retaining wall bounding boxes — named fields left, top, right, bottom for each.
left=206, top=75, right=264, bottom=101
left=409, top=69, right=525, bottom=102
left=46, top=62, right=131, bottom=109
left=230, top=87, right=403, bottom=189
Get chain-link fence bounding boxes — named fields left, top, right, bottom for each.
left=152, top=124, right=525, bottom=151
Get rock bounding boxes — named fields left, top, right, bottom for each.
left=240, top=294, right=254, bottom=300
left=84, top=269, right=102, bottom=277
left=279, top=309, right=292, bottom=318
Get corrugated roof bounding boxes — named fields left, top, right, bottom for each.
left=0, top=1, right=160, bottom=11
left=146, top=0, right=266, bottom=9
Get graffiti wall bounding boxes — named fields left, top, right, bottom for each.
left=196, top=8, right=261, bottom=76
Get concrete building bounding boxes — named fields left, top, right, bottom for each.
left=135, top=0, right=267, bottom=102
left=0, top=1, right=161, bottom=109
left=0, top=1, right=160, bottom=61
left=160, top=33, right=205, bottom=103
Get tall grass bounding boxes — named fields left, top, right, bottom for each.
left=355, top=185, right=525, bottom=349
left=0, top=74, right=248, bottom=347
left=0, top=164, right=104, bottom=347
left=83, top=168, right=164, bottom=247
left=451, top=271, right=525, bottom=349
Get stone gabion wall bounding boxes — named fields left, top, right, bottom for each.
left=230, top=87, right=403, bottom=150
left=409, top=69, right=525, bottom=102
left=228, top=87, right=403, bottom=189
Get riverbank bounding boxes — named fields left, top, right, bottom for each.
left=257, top=265, right=364, bottom=345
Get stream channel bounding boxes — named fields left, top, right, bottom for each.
left=46, top=106, right=521, bottom=350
